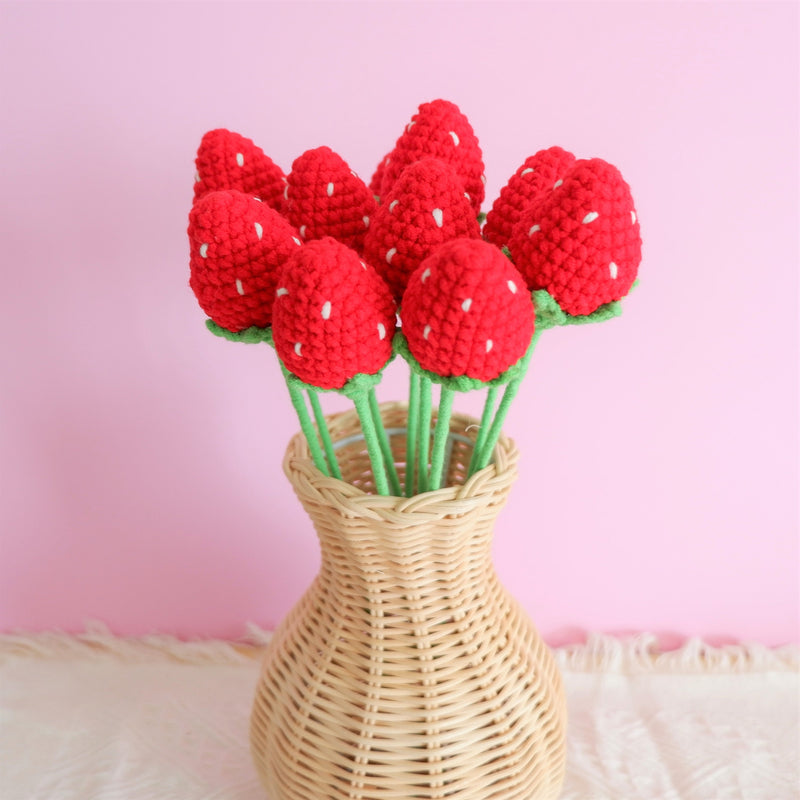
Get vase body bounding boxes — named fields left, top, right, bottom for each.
left=251, top=403, right=566, bottom=800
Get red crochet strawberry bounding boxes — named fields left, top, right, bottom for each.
left=362, top=158, right=481, bottom=302
left=483, top=146, right=576, bottom=249
left=369, top=151, right=391, bottom=196
left=272, top=237, right=396, bottom=390
left=508, top=158, right=642, bottom=317
left=188, top=190, right=303, bottom=332
left=194, top=129, right=288, bottom=214
left=285, top=147, right=378, bottom=253
left=377, top=99, right=485, bottom=213
left=402, top=238, right=534, bottom=382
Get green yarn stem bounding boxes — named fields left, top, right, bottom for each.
left=472, top=378, right=522, bottom=473
left=417, top=376, right=433, bottom=493
left=405, top=371, right=420, bottom=496
left=308, top=389, right=341, bottom=480
left=472, top=327, right=544, bottom=473
left=368, top=388, right=402, bottom=496
left=282, top=369, right=329, bottom=477
left=352, top=391, right=390, bottom=496
left=428, top=387, right=455, bottom=490
left=468, top=384, right=500, bottom=476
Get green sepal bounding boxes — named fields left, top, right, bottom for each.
left=393, top=331, right=536, bottom=393
left=532, top=289, right=624, bottom=330
left=205, top=319, right=274, bottom=346
left=280, top=352, right=395, bottom=401
left=477, top=212, right=487, bottom=224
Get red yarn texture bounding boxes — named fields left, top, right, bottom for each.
left=188, top=190, right=302, bottom=332
left=483, top=146, right=576, bottom=249
left=402, top=239, right=534, bottom=382
left=363, top=159, right=481, bottom=302
left=272, top=238, right=396, bottom=390
left=194, top=129, right=287, bottom=214
left=508, top=158, right=642, bottom=316
left=286, top=147, right=378, bottom=254
left=374, top=99, right=485, bottom=213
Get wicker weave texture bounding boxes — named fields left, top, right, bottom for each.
left=251, top=404, right=567, bottom=799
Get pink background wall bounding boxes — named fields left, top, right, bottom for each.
left=1, top=1, right=797, bottom=646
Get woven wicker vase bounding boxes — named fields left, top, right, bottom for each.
left=251, top=403, right=567, bottom=800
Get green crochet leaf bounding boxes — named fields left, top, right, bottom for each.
left=205, top=319, right=274, bottom=345
left=393, top=331, right=538, bottom=393
left=532, top=289, right=625, bottom=329
left=280, top=352, right=395, bottom=400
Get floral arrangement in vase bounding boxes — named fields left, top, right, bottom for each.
left=187, top=99, right=642, bottom=495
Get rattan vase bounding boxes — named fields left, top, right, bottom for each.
left=250, top=403, right=567, bottom=800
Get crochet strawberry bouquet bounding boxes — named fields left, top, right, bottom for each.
left=187, top=100, right=641, bottom=496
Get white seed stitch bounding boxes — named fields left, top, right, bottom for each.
left=321, top=301, right=332, bottom=320
left=520, top=167, right=534, bottom=176
left=385, top=156, right=391, bottom=166
left=386, top=247, right=397, bottom=264
left=276, top=287, right=289, bottom=297
left=481, top=173, right=487, bottom=185
left=283, top=185, right=289, bottom=200
left=350, top=169, right=358, bottom=177
left=236, top=153, right=244, bottom=167
left=449, top=130, right=460, bottom=146
left=360, top=260, right=367, bottom=270
left=553, top=179, right=563, bottom=189
left=294, top=342, right=303, bottom=357
left=254, top=222, right=263, bottom=240
left=253, top=196, right=262, bottom=202
left=631, top=210, right=637, bottom=224
left=389, top=199, right=399, bottom=213
left=507, top=280, right=517, bottom=293
left=377, top=322, right=386, bottom=340
left=609, top=262, right=619, bottom=279
left=407, top=121, right=415, bottom=132
left=194, top=170, right=201, bottom=183
left=235, top=279, right=244, bottom=295
left=421, top=267, right=431, bottom=283
left=299, top=225, right=307, bottom=238
left=363, top=215, right=370, bottom=228
left=464, top=192, right=470, bottom=201
left=292, top=236, right=302, bottom=246
left=529, top=224, right=541, bottom=236
left=462, top=298, right=472, bottom=312
left=423, top=324, right=432, bottom=340
left=432, top=208, right=444, bottom=227
left=199, top=243, right=209, bottom=258
left=326, top=182, right=334, bottom=197
left=486, top=339, right=493, bottom=353
left=582, top=211, right=599, bottom=224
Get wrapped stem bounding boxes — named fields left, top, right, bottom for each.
left=428, top=387, right=455, bottom=490
left=405, top=371, right=420, bottom=496
left=282, top=367, right=329, bottom=477
left=368, top=388, right=402, bottom=496
left=352, top=391, right=390, bottom=496
left=417, top=375, right=433, bottom=493
left=308, top=389, right=341, bottom=480
left=468, top=384, right=500, bottom=476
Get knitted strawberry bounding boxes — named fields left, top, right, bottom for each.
left=362, top=158, right=481, bottom=302
left=483, top=146, right=576, bottom=249
left=377, top=99, right=485, bottom=213
left=369, top=151, right=391, bottom=196
left=188, top=190, right=302, bottom=332
left=508, top=158, right=641, bottom=317
left=194, top=129, right=288, bottom=214
left=272, top=237, right=396, bottom=391
left=401, top=238, right=534, bottom=382
left=285, top=147, right=378, bottom=253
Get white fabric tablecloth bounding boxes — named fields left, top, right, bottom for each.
left=1, top=627, right=797, bottom=799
